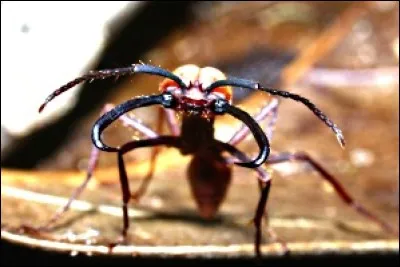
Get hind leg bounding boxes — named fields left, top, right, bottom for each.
left=266, top=152, right=398, bottom=235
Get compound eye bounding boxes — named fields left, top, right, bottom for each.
left=211, top=86, right=232, bottom=103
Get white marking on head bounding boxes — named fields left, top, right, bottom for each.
left=173, top=64, right=200, bottom=87
left=199, top=66, right=227, bottom=89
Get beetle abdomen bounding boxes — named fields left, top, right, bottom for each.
left=187, top=154, right=232, bottom=219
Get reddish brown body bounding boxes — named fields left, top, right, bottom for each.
left=178, top=112, right=233, bottom=219
left=188, top=153, right=232, bottom=219
left=25, top=61, right=397, bottom=259
left=159, top=65, right=235, bottom=219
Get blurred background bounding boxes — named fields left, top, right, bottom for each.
left=1, top=1, right=399, bottom=266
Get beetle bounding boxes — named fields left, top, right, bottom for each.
left=22, top=63, right=396, bottom=257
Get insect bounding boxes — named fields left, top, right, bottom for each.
left=21, top=63, right=396, bottom=257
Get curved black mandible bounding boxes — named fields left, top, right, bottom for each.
left=212, top=99, right=270, bottom=168
left=205, top=78, right=345, bottom=148
left=92, top=93, right=175, bottom=152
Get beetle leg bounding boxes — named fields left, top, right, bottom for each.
left=228, top=98, right=279, bottom=146
left=19, top=103, right=160, bottom=233
left=253, top=179, right=271, bottom=257
left=266, top=152, right=398, bottom=235
left=116, top=106, right=181, bottom=203
left=256, top=179, right=289, bottom=256
left=131, top=107, right=165, bottom=202
left=164, top=108, right=181, bottom=136
left=216, top=141, right=288, bottom=257
left=112, top=136, right=181, bottom=247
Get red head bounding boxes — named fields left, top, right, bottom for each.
left=159, top=64, right=232, bottom=118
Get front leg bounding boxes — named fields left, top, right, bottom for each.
left=216, top=141, right=288, bottom=258
left=18, top=103, right=161, bottom=234
left=112, top=136, right=181, bottom=247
